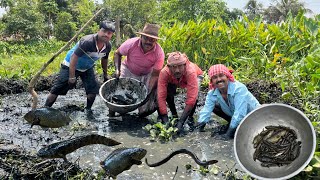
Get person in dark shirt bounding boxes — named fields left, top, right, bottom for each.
left=45, top=20, right=115, bottom=112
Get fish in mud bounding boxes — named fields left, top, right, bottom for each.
left=24, top=107, right=72, bottom=128
left=109, top=94, right=137, bottom=105
left=100, top=147, right=147, bottom=179
left=37, top=134, right=121, bottom=161
left=145, top=149, right=218, bottom=167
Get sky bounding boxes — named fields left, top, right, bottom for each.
left=224, top=0, right=320, bottom=17
left=0, top=0, right=319, bottom=17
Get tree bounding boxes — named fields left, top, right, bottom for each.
left=38, top=0, right=58, bottom=38
left=244, top=0, right=263, bottom=20
left=0, top=0, right=13, bottom=9
left=223, top=8, right=244, bottom=23
left=263, top=0, right=312, bottom=23
left=72, top=0, right=97, bottom=36
left=159, top=0, right=228, bottom=23
left=54, top=11, right=77, bottom=41
left=2, top=1, right=45, bottom=39
left=103, top=0, right=159, bottom=29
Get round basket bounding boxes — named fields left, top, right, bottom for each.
left=99, top=78, right=148, bottom=114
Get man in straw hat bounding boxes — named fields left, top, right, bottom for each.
left=110, top=23, right=165, bottom=117
left=196, top=64, right=260, bottom=140
left=157, top=51, right=203, bottom=134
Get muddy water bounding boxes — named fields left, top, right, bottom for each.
left=0, top=89, right=246, bottom=179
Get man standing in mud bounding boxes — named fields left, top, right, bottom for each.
left=112, top=23, right=165, bottom=117
left=197, top=64, right=260, bottom=140
left=157, top=52, right=203, bottom=134
left=45, top=20, right=115, bottom=112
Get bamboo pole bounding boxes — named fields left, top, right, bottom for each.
left=115, top=16, right=121, bottom=47
left=28, top=8, right=104, bottom=110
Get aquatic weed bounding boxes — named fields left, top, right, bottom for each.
left=143, top=117, right=178, bottom=142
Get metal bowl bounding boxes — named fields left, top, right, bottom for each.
left=234, top=103, right=316, bottom=180
left=99, top=78, right=148, bottom=114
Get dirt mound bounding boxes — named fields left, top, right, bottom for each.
left=0, top=79, right=28, bottom=95
left=0, top=75, right=58, bottom=95
left=0, top=142, right=93, bottom=179
left=246, top=80, right=282, bottom=104
left=245, top=80, right=303, bottom=111
left=0, top=75, right=105, bottom=96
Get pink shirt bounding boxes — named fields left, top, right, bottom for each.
left=157, top=61, right=203, bottom=115
left=118, top=37, right=165, bottom=76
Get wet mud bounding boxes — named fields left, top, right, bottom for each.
left=0, top=77, right=295, bottom=179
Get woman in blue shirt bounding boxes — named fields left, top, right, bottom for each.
left=197, top=64, right=260, bottom=139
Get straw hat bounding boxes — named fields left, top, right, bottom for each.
left=136, top=23, right=161, bottom=39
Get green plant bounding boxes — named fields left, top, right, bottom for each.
left=143, top=117, right=178, bottom=142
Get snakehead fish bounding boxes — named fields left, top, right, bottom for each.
left=37, top=134, right=121, bottom=161
left=100, top=147, right=147, bottom=179
left=145, top=149, right=218, bottom=167
left=24, top=107, right=72, bottom=128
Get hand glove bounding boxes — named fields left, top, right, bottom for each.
left=176, top=117, right=187, bottom=135
left=218, top=127, right=236, bottom=140
left=68, top=78, right=76, bottom=89
left=194, top=122, right=206, bottom=132
left=158, top=114, right=169, bottom=123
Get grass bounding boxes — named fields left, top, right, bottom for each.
left=0, top=52, right=66, bottom=79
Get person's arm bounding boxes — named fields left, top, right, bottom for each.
left=178, top=73, right=199, bottom=126
left=68, top=53, right=79, bottom=88
left=197, top=90, right=216, bottom=124
left=157, top=69, right=170, bottom=123
left=148, top=68, right=161, bottom=90
left=113, top=49, right=122, bottom=78
left=149, top=47, right=165, bottom=90
left=229, top=88, right=250, bottom=129
left=223, top=86, right=249, bottom=139
left=157, top=69, right=169, bottom=115
left=101, top=56, right=108, bottom=82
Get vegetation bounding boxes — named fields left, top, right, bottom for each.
left=143, top=117, right=178, bottom=142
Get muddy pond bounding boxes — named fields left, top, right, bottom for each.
left=0, top=85, right=250, bottom=179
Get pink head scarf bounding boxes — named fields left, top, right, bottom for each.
left=208, top=64, right=235, bottom=89
left=167, top=51, right=188, bottom=66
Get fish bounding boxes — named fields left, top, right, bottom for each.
left=37, top=134, right=121, bottom=161
left=252, top=125, right=301, bottom=167
left=108, top=93, right=137, bottom=105
left=100, top=147, right=147, bottom=179
left=24, top=107, right=72, bottom=128
left=145, top=149, right=218, bottom=167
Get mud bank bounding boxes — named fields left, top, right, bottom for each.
left=0, top=77, right=297, bottom=179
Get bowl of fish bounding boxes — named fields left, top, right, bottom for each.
left=99, top=77, right=148, bottom=114
left=234, top=103, right=316, bottom=180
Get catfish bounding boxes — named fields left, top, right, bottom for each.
left=100, top=147, right=147, bottom=178
left=37, top=134, right=121, bottom=161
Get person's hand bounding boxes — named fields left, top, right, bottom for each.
left=114, top=69, right=120, bottom=79
left=176, top=119, right=185, bottom=134
left=68, top=77, right=76, bottom=89
left=217, top=127, right=236, bottom=141
left=103, top=74, right=109, bottom=82
left=158, top=114, right=169, bottom=123
left=194, top=122, right=206, bottom=132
